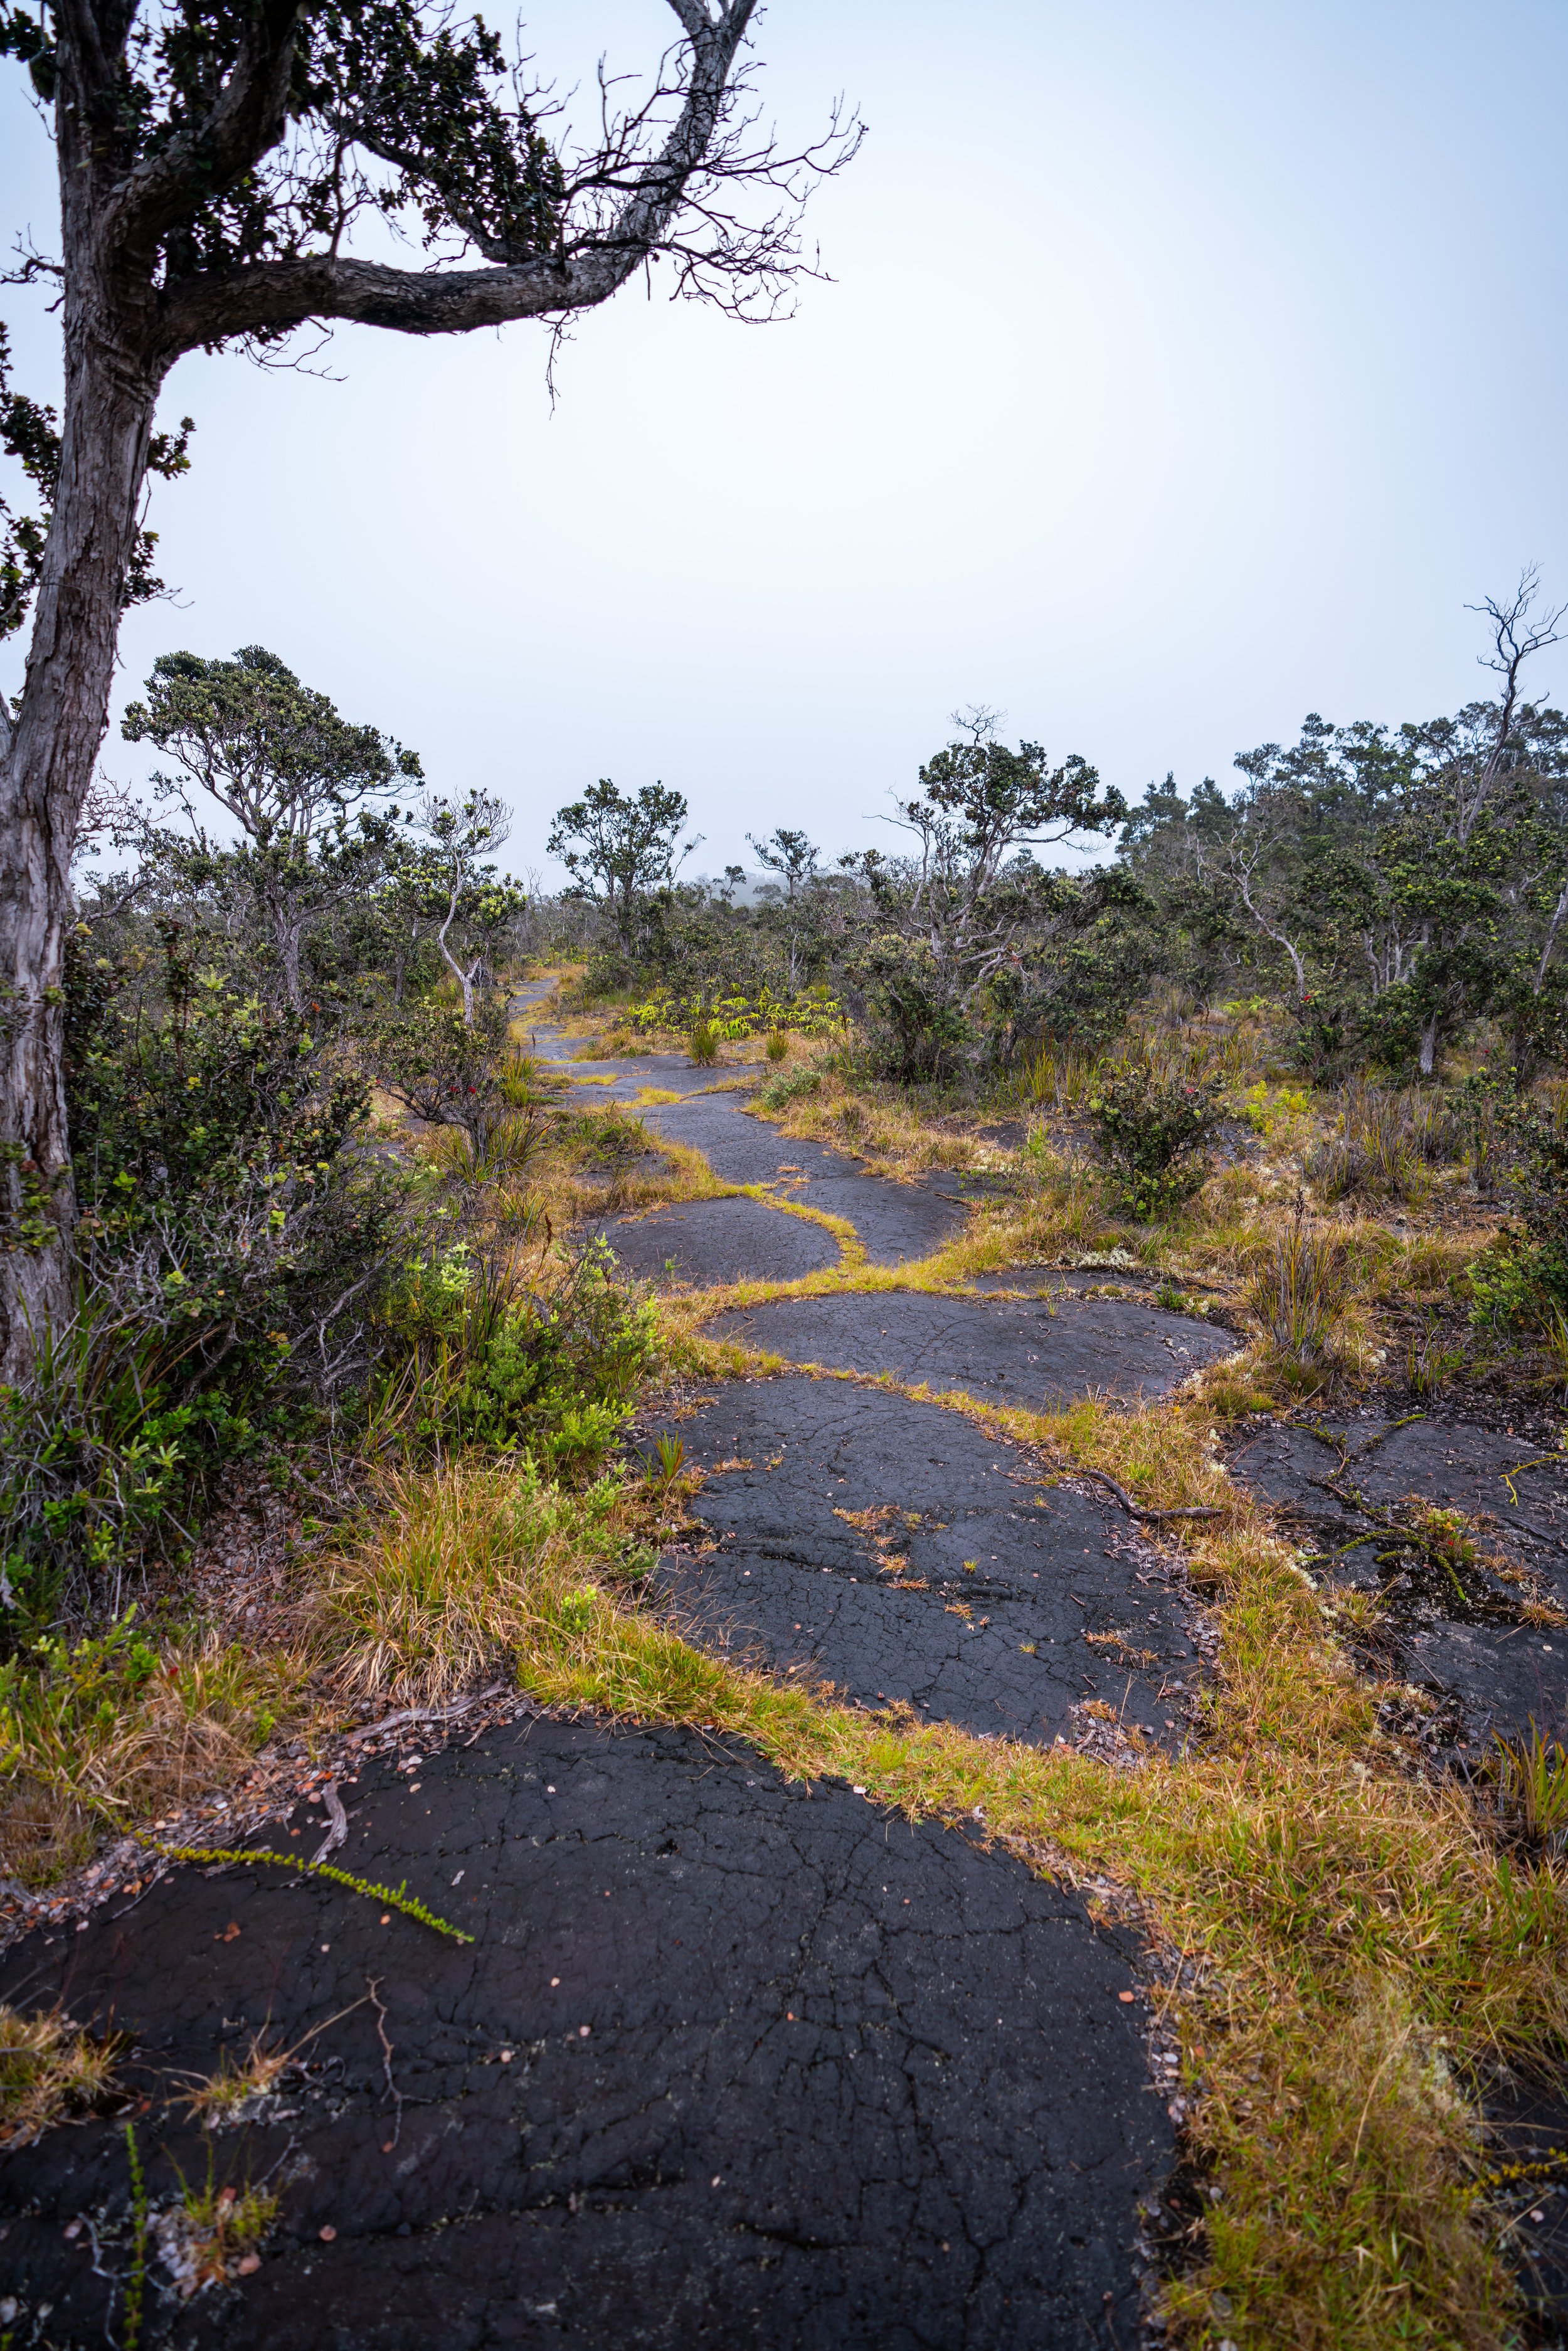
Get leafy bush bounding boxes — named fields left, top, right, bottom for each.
left=856, top=934, right=970, bottom=1082
left=1086, top=1058, right=1221, bottom=1214
left=0, top=1302, right=209, bottom=1621
left=373, top=1241, right=659, bottom=1475
left=364, top=996, right=548, bottom=1155
left=1468, top=1094, right=1568, bottom=1328
left=629, top=987, right=841, bottom=1041
left=756, top=1068, right=822, bottom=1113
left=68, top=922, right=399, bottom=1393
left=0, top=925, right=406, bottom=1626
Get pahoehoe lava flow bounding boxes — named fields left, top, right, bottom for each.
left=0, top=1724, right=1169, bottom=2348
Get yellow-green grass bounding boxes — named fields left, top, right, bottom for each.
left=0, top=1631, right=310, bottom=1887
left=746, top=1061, right=990, bottom=1178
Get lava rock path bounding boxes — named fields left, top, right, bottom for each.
left=0, top=1004, right=1194, bottom=2344
left=518, top=997, right=970, bottom=1274
left=0, top=1724, right=1167, bottom=2348
left=706, top=1290, right=1234, bottom=1404
left=654, top=1377, right=1208, bottom=1745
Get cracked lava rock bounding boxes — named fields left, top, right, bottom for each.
left=0, top=1720, right=1168, bottom=2348
left=657, top=1378, right=1205, bottom=1746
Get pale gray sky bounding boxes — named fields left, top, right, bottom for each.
left=4, top=1, right=1567, bottom=881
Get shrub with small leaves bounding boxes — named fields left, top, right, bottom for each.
left=1086, top=1058, right=1220, bottom=1216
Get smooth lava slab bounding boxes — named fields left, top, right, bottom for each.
left=657, top=1379, right=1204, bottom=1744
left=523, top=1016, right=971, bottom=1271
left=1228, top=1416, right=1568, bottom=1745
left=706, top=1290, right=1234, bottom=1405
left=0, top=1719, right=1168, bottom=2351
left=594, top=1196, right=839, bottom=1287
left=636, top=1093, right=970, bottom=1268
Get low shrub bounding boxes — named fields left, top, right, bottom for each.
left=1086, top=1056, right=1221, bottom=1215
left=756, top=1068, right=822, bottom=1113
left=372, top=1241, right=659, bottom=1475
left=1466, top=1093, right=1568, bottom=1330
left=686, top=1020, right=721, bottom=1066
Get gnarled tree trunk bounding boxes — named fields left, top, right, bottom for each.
left=0, top=287, right=162, bottom=1377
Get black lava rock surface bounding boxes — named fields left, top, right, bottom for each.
left=1229, top=1416, right=1568, bottom=1746
left=523, top=1006, right=971, bottom=1271
left=705, top=1292, right=1234, bottom=1406
left=594, top=1196, right=840, bottom=1287
left=0, top=1719, right=1168, bottom=2350
left=657, top=1379, right=1205, bottom=1744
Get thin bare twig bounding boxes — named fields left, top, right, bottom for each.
left=367, top=1975, right=403, bottom=2152
left=310, top=1781, right=349, bottom=1865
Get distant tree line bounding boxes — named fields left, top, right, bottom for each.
left=544, top=583, right=1568, bottom=1089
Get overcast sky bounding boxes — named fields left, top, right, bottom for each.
left=4, top=1, right=1567, bottom=884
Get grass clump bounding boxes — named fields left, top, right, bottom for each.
left=159, top=2154, right=279, bottom=2298
left=320, top=1455, right=653, bottom=1705
left=0, top=1615, right=302, bottom=1887
left=0, top=2003, right=124, bottom=2147
left=1246, top=1208, right=1351, bottom=1386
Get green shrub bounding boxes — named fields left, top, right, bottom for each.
left=765, top=1030, right=790, bottom=1063
left=1086, top=1058, right=1220, bottom=1216
left=1466, top=1093, right=1568, bottom=1329
left=756, top=1068, right=822, bottom=1113
left=68, top=921, right=399, bottom=1398
left=686, top=1019, right=721, bottom=1066
left=373, top=1241, right=659, bottom=1475
left=0, top=1301, right=211, bottom=1624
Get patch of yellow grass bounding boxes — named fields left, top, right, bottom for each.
left=749, top=1061, right=985, bottom=1177
left=318, top=1457, right=657, bottom=1706
left=0, top=1632, right=309, bottom=1887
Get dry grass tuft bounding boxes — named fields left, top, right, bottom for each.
left=1246, top=1209, right=1352, bottom=1386
left=0, top=2003, right=123, bottom=2147
left=319, top=1457, right=653, bottom=1706
left=177, top=2035, right=296, bottom=2126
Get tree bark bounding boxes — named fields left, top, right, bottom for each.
left=0, top=318, right=163, bottom=1377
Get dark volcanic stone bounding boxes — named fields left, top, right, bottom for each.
left=0, top=1719, right=1168, bottom=2350
left=594, top=1196, right=839, bottom=1287
left=1229, top=1419, right=1568, bottom=1559
left=658, top=1379, right=1202, bottom=1743
left=1228, top=1416, right=1568, bottom=1744
left=706, top=1292, right=1234, bottom=1405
